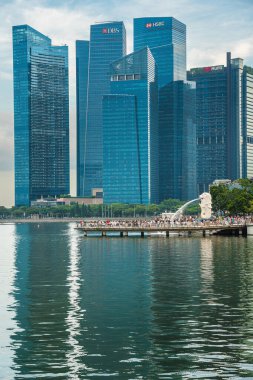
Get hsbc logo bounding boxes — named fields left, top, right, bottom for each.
left=145, top=21, right=165, bottom=28
left=102, top=27, right=120, bottom=34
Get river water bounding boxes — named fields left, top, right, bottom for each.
left=1, top=223, right=253, bottom=379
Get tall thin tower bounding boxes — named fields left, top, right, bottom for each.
left=13, top=25, right=69, bottom=206
left=76, top=21, right=126, bottom=196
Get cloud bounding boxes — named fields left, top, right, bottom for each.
left=0, top=112, right=14, bottom=172
left=0, top=171, right=14, bottom=207
left=233, top=37, right=253, bottom=61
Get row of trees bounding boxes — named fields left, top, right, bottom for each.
left=210, top=178, right=253, bottom=214
left=0, top=198, right=200, bottom=219
left=1, top=179, right=252, bottom=219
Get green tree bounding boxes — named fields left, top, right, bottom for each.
left=210, top=185, right=230, bottom=213
left=227, top=188, right=253, bottom=214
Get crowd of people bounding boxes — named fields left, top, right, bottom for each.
left=76, top=215, right=252, bottom=229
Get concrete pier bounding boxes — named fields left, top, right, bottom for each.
left=76, top=223, right=248, bottom=238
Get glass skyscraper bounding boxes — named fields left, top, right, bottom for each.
left=187, top=52, right=253, bottom=193
left=103, top=48, right=159, bottom=204
left=188, top=64, right=228, bottom=193
left=159, top=81, right=197, bottom=200
left=76, top=40, right=89, bottom=196
left=13, top=25, right=69, bottom=206
left=77, top=22, right=126, bottom=197
left=134, top=17, right=195, bottom=202
left=134, top=17, right=186, bottom=88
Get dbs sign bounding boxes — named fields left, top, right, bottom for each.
left=102, top=27, right=120, bottom=34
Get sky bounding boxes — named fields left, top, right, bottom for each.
left=1, top=0, right=253, bottom=207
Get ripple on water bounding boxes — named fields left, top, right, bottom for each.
left=1, top=227, right=253, bottom=379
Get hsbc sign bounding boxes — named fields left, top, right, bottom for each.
left=102, top=27, right=120, bottom=34
left=145, top=21, right=165, bottom=28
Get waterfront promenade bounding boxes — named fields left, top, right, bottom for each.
left=75, top=217, right=250, bottom=237
left=1, top=216, right=252, bottom=236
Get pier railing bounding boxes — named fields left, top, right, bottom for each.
left=75, top=222, right=248, bottom=237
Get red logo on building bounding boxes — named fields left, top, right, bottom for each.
left=146, top=23, right=152, bottom=28
left=102, top=28, right=108, bottom=34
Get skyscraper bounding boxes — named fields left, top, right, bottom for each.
left=13, top=25, right=69, bottom=206
left=187, top=63, right=228, bottom=193
left=159, top=81, right=196, bottom=200
left=134, top=17, right=186, bottom=88
left=187, top=52, right=253, bottom=193
left=77, top=22, right=126, bottom=197
left=103, top=48, right=159, bottom=204
left=134, top=17, right=196, bottom=202
left=76, top=40, right=89, bottom=196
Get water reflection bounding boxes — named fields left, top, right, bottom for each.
left=0, top=224, right=17, bottom=379
left=10, top=223, right=71, bottom=378
left=65, top=224, right=88, bottom=376
left=1, top=224, right=253, bottom=379
left=77, top=237, right=152, bottom=378
left=149, top=237, right=253, bottom=379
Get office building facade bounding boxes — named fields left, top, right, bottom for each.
left=159, top=81, right=197, bottom=200
left=103, top=48, right=159, bottom=204
left=188, top=63, right=228, bottom=194
left=77, top=22, right=126, bottom=197
left=13, top=25, right=69, bottom=206
left=134, top=17, right=186, bottom=88
left=188, top=52, right=253, bottom=193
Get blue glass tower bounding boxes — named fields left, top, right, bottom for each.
left=103, top=48, right=159, bottom=204
left=76, top=40, right=89, bottom=196
left=13, top=25, right=69, bottom=206
left=134, top=17, right=186, bottom=88
left=159, top=81, right=197, bottom=200
left=134, top=17, right=195, bottom=202
left=187, top=53, right=250, bottom=193
left=80, top=22, right=126, bottom=196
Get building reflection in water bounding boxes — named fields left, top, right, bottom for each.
left=65, top=224, right=90, bottom=376
left=148, top=237, right=203, bottom=378
left=8, top=225, right=154, bottom=378
left=148, top=236, right=253, bottom=378
left=76, top=237, right=153, bottom=378
left=0, top=224, right=18, bottom=379
left=5, top=224, right=253, bottom=379
left=10, top=223, right=72, bottom=378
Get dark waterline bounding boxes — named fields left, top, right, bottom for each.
left=1, top=223, right=253, bottom=379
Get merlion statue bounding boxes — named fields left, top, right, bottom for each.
left=199, top=192, right=212, bottom=219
